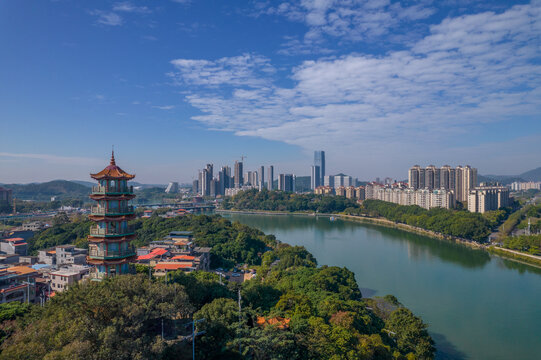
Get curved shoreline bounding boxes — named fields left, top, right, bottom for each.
left=217, top=209, right=541, bottom=268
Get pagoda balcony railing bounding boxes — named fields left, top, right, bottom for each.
left=90, top=206, right=134, bottom=216
left=91, top=185, right=134, bottom=195
left=89, top=225, right=135, bottom=237
left=88, top=246, right=136, bottom=259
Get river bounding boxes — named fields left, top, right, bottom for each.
left=222, top=213, right=541, bottom=360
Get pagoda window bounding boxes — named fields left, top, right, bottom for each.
left=99, top=221, right=106, bottom=229
left=109, top=243, right=119, bottom=252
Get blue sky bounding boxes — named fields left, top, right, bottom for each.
left=1, top=0, right=540, bottom=184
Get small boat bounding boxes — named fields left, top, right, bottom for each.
left=330, top=216, right=336, bottom=222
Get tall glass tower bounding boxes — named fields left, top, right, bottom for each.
left=314, top=151, right=325, bottom=186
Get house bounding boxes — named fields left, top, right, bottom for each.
left=0, top=266, right=38, bottom=304
left=49, top=265, right=91, bottom=293
left=153, top=262, right=194, bottom=276
left=0, top=238, right=28, bottom=256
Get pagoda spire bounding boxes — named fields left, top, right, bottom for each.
left=110, top=146, right=116, bottom=166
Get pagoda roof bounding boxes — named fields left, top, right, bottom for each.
left=90, top=151, right=135, bottom=180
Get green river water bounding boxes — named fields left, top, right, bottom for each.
left=222, top=213, right=541, bottom=360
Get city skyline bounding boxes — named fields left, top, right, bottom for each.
left=1, top=0, right=540, bottom=183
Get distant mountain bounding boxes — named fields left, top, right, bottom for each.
left=519, top=167, right=541, bottom=182
left=70, top=180, right=94, bottom=188
left=2, top=180, right=90, bottom=201
left=477, top=166, right=541, bottom=185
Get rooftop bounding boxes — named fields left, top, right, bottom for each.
left=154, top=262, right=193, bottom=270
left=90, top=151, right=135, bottom=180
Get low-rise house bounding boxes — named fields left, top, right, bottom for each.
left=0, top=237, right=28, bottom=256
left=49, top=265, right=91, bottom=293
left=153, top=262, right=194, bottom=276
left=0, top=254, right=20, bottom=265
left=56, top=245, right=87, bottom=266
left=0, top=265, right=38, bottom=304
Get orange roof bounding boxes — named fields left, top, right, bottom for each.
left=256, top=316, right=290, bottom=329
left=154, top=262, right=193, bottom=270
left=137, top=248, right=168, bottom=260
left=48, top=250, right=56, bottom=254
left=90, top=151, right=135, bottom=180
left=8, top=266, right=37, bottom=276
left=171, top=255, right=195, bottom=260
left=5, top=238, right=24, bottom=242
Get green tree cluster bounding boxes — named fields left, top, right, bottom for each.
left=351, top=200, right=493, bottom=242
left=222, top=189, right=358, bottom=213
left=4, top=215, right=435, bottom=359
left=502, top=234, right=541, bottom=255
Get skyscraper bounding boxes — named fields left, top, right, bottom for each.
left=267, top=165, right=274, bottom=190
left=311, top=165, right=321, bottom=189
left=234, top=161, right=243, bottom=188
left=259, top=166, right=265, bottom=190
left=314, top=151, right=325, bottom=186
left=279, top=174, right=295, bottom=192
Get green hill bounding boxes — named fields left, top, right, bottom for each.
left=519, top=167, right=541, bottom=182
left=1, top=180, right=90, bottom=201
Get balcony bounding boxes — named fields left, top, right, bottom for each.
left=89, top=225, right=135, bottom=237
left=88, top=246, right=136, bottom=260
left=91, top=185, right=134, bottom=195
left=90, top=206, right=134, bottom=216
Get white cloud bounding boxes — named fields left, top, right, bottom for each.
left=169, top=54, right=275, bottom=87
left=255, top=0, right=437, bottom=54
left=152, top=105, right=175, bottom=110
left=91, top=10, right=123, bottom=26
left=112, top=2, right=151, bottom=13
left=170, top=1, right=541, bottom=175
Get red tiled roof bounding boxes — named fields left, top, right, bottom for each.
left=5, top=238, right=24, bottom=242
left=90, top=151, right=135, bottom=180
left=137, top=248, right=168, bottom=260
left=154, top=262, right=193, bottom=270
left=171, top=255, right=195, bottom=260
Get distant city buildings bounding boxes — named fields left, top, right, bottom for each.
left=268, top=166, right=274, bottom=191
left=234, top=161, right=243, bottom=188
left=510, top=181, right=541, bottom=191
left=165, top=182, right=179, bottom=193
left=278, top=174, right=295, bottom=192
left=468, top=184, right=510, bottom=213
left=0, top=187, right=12, bottom=212
left=408, top=165, right=477, bottom=202
left=312, top=151, right=325, bottom=189
left=365, top=183, right=456, bottom=210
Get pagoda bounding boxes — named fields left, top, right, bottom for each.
left=87, top=151, right=136, bottom=278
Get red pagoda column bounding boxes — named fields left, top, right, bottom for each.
left=87, top=151, right=136, bottom=278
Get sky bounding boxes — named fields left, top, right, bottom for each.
left=0, top=0, right=540, bottom=184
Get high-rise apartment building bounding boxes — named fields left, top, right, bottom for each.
left=467, top=185, right=510, bottom=213
left=234, top=161, right=243, bottom=188
left=267, top=166, right=274, bottom=190
left=278, top=174, right=295, bottom=192
left=311, top=165, right=321, bottom=190
left=456, top=165, right=477, bottom=202
left=408, top=165, right=477, bottom=203
left=314, top=151, right=325, bottom=186
left=165, top=182, right=179, bottom=194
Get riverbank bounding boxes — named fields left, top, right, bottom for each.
left=218, top=209, right=541, bottom=268
left=218, top=209, right=486, bottom=250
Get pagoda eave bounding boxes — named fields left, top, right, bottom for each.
left=88, top=214, right=136, bottom=221
left=89, top=194, right=136, bottom=200
left=88, top=235, right=136, bottom=242
left=86, top=256, right=136, bottom=266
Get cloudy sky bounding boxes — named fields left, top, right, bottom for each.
left=1, top=0, right=540, bottom=183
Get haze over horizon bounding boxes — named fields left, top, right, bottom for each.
left=1, top=0, right=540, bottom=183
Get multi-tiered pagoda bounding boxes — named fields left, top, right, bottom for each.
left=87, top=151, right=136, bottom=278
